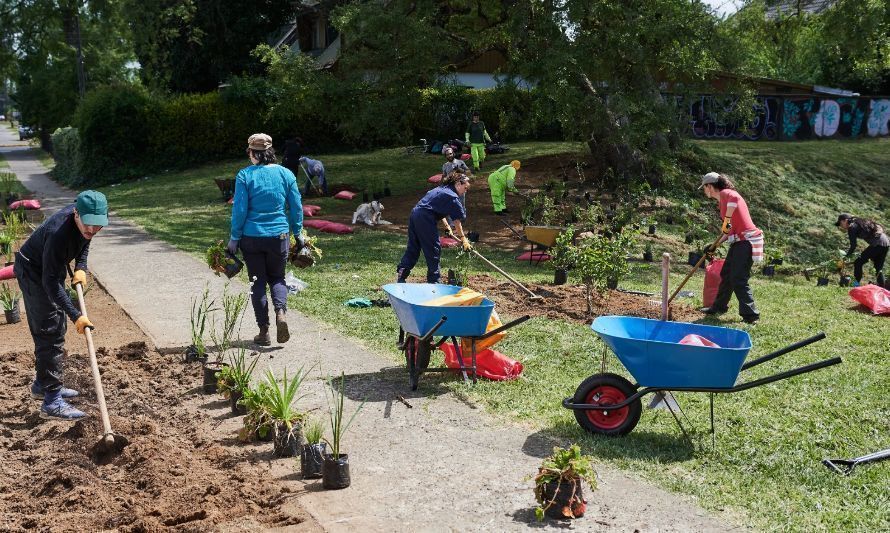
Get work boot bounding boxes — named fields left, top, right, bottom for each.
left=699, top=306, right=727, bottom=315
left=40, top=396, right=86, bottom=421
left=31, top=380, right=79, bottom=400
left=275, top=309, right=290, bottom=343
left=254, top=326, right=271, bottom=346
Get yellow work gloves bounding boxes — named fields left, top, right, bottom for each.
left=461, top=236, right=472, bottom=251
left=72, top=269, right=87, bottom=287
left=720, top=216, right=732, bottom=234
left=75, top=315, right=94, bottom=335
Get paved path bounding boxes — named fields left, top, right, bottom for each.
left=0, top=128, right=739, bottom=532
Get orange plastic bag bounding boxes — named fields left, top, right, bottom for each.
left=441, top=343, right=523, bottom=381
left=849, top=285, right=890, bottom=315
left=461, top=309, right=505, bottom=353
left=702, top=259, right=724, bottom=308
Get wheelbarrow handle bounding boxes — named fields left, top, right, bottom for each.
left=478, top=315, right=530, bottom=340
left=419, top=316, right=448, bottom=342
left=741, top=332, right=826, bottom=371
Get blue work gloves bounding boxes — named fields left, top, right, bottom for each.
left=227, top=239, right=239, bottom=255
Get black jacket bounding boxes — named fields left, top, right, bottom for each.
left=17, top=204, right=89, bottom=322
left=846, top=218, right=890, bottom=256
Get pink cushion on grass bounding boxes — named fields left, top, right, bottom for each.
left=515, top=251, right=551, bottom=262
left=460, top=153, right=471, bottom=161
left=428, top=174, right=442, bottom=184
left=9, top=199, right=40, bottom=210
left=440, top=237, right=460, bottom=248
left=302, top=204, right=321, bottom=216
left=302, top=219, right=353, bottom=234
left=0, top=265, right=13, bottom=281
left=333, top=191, right=356, bottom=200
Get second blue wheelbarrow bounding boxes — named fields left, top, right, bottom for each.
left=383, top=283, right=529, bottom=390
left=562, top=316, right=842, bottom=437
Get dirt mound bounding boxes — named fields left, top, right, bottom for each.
left=467, top=274, right=702, bottom=323
left=0, top=341, right=313, bottom=532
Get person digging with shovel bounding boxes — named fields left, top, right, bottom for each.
left=298, top=156, right=328, bottom=196
left=14, top=190, right=108, bottom=420
left=835, top=213, right=888, bottom=288
left=698, top=172, right=763, bottom=324
left=397, top=171, right=472, bottom=283
left=229, top=133, right=304, bottom=346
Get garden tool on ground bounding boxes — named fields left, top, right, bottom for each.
left=449, top=228, right=542, bottom=300
left=300, top=163, right=323, bottom=196
left=74, top=281, right=129, bottom=462
left=499, top=218, right=526, bottom=242
left=668, top=233, right=724, bottom=305
left=823, top=447, right=890, bottom=475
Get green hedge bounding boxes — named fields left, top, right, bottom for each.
left=50, top=127, right=82, bottom=186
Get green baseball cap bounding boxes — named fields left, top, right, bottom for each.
left=75, top=190, right=109, bottom=226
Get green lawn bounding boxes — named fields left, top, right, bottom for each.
left=102, top=140, right=889, bottom=531
left=0, top=152, right=8, bottom=169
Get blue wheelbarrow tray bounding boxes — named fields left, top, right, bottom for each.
left=382, top=283, right=495, bottom=338
left=591, top=316, right=752, bottom=389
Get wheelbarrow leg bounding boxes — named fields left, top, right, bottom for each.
left=471, top=339, right=478, bottom=385
left=662, top=393, right=694, bottom=446
left=451, top=337, right=469, bottom=384
left=710, top=393, right=716, bottom=450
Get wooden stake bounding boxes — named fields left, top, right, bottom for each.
left=661, top=253, right=670, bottom=321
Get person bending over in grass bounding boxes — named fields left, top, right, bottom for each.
left=228, top=133, right=304, bottom=346
left=835, top=213, right=888, bottom=288
left=397, top=171, right=472, bottom=283
left=698, top=172, right=763, bottom=324
left=488, top=160, right=521, bottom=216
left=15, top=190, right=108, bottom=420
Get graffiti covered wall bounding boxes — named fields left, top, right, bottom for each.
left=680, top=95, right=890, bottom=140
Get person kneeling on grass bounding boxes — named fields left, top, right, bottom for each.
left=228, top=133, right=304, bottom=346
left=835, top=213, right=888, bottom=288
left=698, top=172, right=763, bottom=325
left=14, top=190, right=108, bottom=420
left=397, top=172, right=472, bottom=283
left=488, top=160, right=521, bottom=216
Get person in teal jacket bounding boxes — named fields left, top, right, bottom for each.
left=228, top=133, right=304, bottom=346
left=488, top=160, right=521, bottom=216
left=464, top=111, right=492, bottom=171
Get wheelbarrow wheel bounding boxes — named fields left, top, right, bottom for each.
left=572, top=373, right=641, bottom=436
left=404, top=337, right=432, bottom=391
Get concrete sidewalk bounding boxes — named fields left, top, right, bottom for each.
left=0, top=128, right=736, bottom=532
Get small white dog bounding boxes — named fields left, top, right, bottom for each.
left=352, top=200, right=390, bottom=226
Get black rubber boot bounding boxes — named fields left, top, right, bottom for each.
left=275, top=309, right=290, bottom=343
left=254, top=326, right=271, bottom=346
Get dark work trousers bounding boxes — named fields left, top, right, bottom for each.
left=853, top=244, right=888, bottom=287
left=397, top=214, right=441, bottom=283
left=712, top=240, right=759, bottom=320
left=14, top=257, right=66, bottom=394
left=239, top=235, right=289, bottom=327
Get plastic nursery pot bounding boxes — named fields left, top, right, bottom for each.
left=665, top=215, right=674, bottom=225
left=4, top=303, right=20, bottom=324
left=230, top=389, right=246, bottom=415
left=467, top=231, right=480, bottom=243
left=688, top=252, right=703, bottom=267
left=201, top=361, right=227, bottom=394
left=446, top=269, right=464, bottom=287
left=606, top=278, right=618, bottom=290
left=839, top=275, right=852, bottom=287
left=762, top=265, right=775, bottom=277
left=643, top=251, right=653, bottom=262
left=322, top=454, right=351, bottom=490
left=301, top=442, right=327, bottom=479
left=539, top=480, right=586, bottom=520
left=817, top=277, right=830, bottom=287
left=273, top=423, right=303, bottom=458
left=254, top=424, right=275, bottom=442
left=684, top=234, right=695, bottom=244
left=183, top=344, right=206, bottom=364
left=771, top=258, right=784, bottom=265
left=648, top=224, right=657, bottom=235
left=223, top=251, right=243, bottom=279
left=553, top=269, right=568, bottom=285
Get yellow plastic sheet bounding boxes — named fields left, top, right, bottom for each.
left=423, top=287, right=485, bottom=307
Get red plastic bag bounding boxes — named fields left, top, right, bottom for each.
left=515, top=251, right=551, bottom=262
left=302, top=204, right=321, bottom=217
left=428, top=174, right=442, bottom=184
left=9, top=199, right=40, bottom=210
left=440, top=344, right=523, bottom=381
left=0, top=265, right=13, bottom=281
left=849, top=285, right=890, bottom=315
left=333, top=191, right=356, bottom=200
left=440, top=236, right=460, bottom=248
left=679, top=334, right=721, bottom=348
left=702, top=258, right=724, bottom=308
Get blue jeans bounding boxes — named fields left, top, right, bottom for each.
left=14, top=256, right=66, bottom=394
left=239, top=235, right=289, bottom=327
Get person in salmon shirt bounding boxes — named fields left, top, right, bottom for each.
left=698, top=172, right=763, bottom=324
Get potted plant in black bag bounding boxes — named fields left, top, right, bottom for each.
left=300, top=417, right=327, bottom=479
left=323, top=372, right=365, bottom=490
left=533, top=444, right=597, bottom=521
left=206, top=240, right=243, bottom=279
left=219, top=347, right=257, bottom=415
left=185, top=287, right=216, bottom=363
left=262, top=366, right=311, bottom=458
left=237, top=381, right=275, bottom=442
left=550, top=230, right=576, bottom=286
left=642, top=242, right=653, bottom=262
left=1, top=284, right=21, bottom=324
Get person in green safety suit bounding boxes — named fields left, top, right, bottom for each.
left=488, top=160, right=521, bottom=216
left=465, top=111, right=492, bottom=171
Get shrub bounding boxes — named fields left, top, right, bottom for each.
left=50, top=127, right=83, bottom=186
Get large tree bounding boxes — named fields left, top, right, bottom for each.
left=126, top=0, right=297, bottom=93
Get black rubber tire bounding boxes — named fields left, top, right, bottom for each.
left=572, top=373, right=642, bottom=436
left=416, top=340, right=432, bottom=372
left=405, top=337, right=419, bottom=391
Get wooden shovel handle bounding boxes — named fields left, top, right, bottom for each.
left=668, top=234, right=724, bottom=304
left=74, top=283, right=115, bottom=442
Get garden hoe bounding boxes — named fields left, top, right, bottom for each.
left=300, top=163, right=323, bottom=197
left=74, top=282, right=129, bottom=463
left=823, top=447, right=890, bottom=475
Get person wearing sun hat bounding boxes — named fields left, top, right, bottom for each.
left=14, top=190, right=109, bottom=420
left=228, top=133, right=303, bottom=347
left=488, top=160, right=521, bottom=216
left=698, top=172, right=763, bottom=324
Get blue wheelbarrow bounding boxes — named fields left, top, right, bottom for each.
left=383, top=283, right=529, bottom=390
left=562, top=316, right=842, bottom=437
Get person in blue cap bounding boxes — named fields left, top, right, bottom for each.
left=14, top=190, right=108, bottom=420
left=397, top=171, right=472, bottom=283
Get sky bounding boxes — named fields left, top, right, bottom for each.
left=702, top=0, right=744, bottom=17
